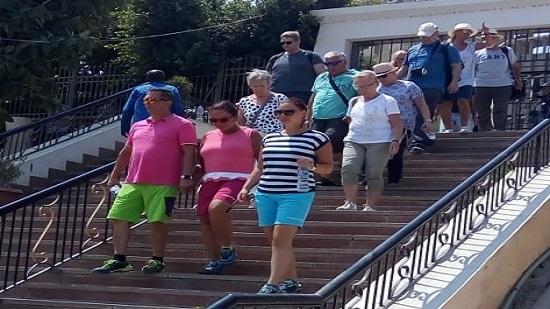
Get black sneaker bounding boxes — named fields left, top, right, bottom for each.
left=92, top=259, right=133, bottom=274
left=199, top=260, right=225, bottom=275
left=410, top=145, right=424, bottom=154
left=141, top=259, right=165, bottom=273
left=279, top=279, right=302, bottom=293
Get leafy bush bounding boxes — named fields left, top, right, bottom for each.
left=0, top=154, right=24, bottom=187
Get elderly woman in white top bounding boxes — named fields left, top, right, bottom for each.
left=473, top=29, right=522, bottom=131
left=439, top=23, right=489, bottom=133
left=236, top=69, right=287, bottom=135
left=336, top=70, right=403, bottom=211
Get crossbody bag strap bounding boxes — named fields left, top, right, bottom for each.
left=248, top=94, right=272, bottom=128
left=328, top=75, right=349, bottom=106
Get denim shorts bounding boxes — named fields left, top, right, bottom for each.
left=255, top=191, right=315, bottom=228
left=442, top=85, right=474, bottom=101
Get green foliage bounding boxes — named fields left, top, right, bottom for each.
left=0, top=0, right=119, bottom=120
left=0, top=153, right=24, bottom=187
left=167, top=76, right=194, bottom=98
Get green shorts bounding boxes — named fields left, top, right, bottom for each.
left=107, top=184, right=178, bottom=224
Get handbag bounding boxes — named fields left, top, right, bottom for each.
left=501, top=47, right=526, bottom=100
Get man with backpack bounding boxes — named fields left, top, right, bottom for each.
left=266, top=31, right=326, bottom=104
left=397, top=22, right=462, bottom=153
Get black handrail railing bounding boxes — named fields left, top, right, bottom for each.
left=0, top=88, right=134, bottom=161
left=207, top=119, right=550, bottom=309
left=0, top=161, right=196, bottom=293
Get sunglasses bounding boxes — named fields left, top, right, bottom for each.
left=377, top=73, right=389, bottom=79
left=209, top=117, right=230, bottom=123
left=143, top=97, right=171, bottom=104
left=324, top=60, right=345, bottom=67
left=274, top=109, right=297, bottom=116
left=280, top=41, right=294, bottom=45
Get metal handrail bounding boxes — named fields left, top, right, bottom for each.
left=0, top=88, right=134, bottom=161
left=208, top=119, right=550, bottom=309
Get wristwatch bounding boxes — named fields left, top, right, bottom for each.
left=180, top=175, right=193, bottom=180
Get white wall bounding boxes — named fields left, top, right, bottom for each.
left=312, top=0, right=550, bottom=57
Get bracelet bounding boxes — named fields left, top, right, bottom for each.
left=310, top=165, right=317, bottom=172
left=392, top=139, right=400, bottom=143
left=424, top=119, right=432, bottom=123
left=180, top=175, right=193, bottom=180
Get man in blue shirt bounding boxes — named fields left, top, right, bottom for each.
left=307, top=51, right=357, bottom=186
left=121, top=70, right=186, bottom=137
left=397, top=22, right=462, bottom=153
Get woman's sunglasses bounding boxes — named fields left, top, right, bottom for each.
left=209, top=117, right=230, bottom=123
left=274, top=109, right=297, bottom=116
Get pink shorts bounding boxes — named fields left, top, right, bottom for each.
left=196, top=179, right=246, bottom=216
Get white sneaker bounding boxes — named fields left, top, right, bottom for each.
left=442, top=129, right=453, bottom=133
left=336, top=201, right=357, bottom=211
left=459, top=127, right=470, bottom=134
left=362, top=205, right=377, bottom=212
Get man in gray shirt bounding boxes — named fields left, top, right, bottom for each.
left=266, top=31, right=326, bottom=104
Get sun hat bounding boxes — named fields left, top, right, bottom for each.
left=448, top=23, right=478, bottom=37
left=372, top=62, right=398, bottom=77
left=483, top=28, right=505, bottom=40
left=417, top=22, right=439, bottom=37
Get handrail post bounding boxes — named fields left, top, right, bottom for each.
left=534, top=133, right=541, bottom=173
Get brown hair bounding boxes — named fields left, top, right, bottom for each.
left=148, top=88, right=173, bottom=100
left=209, top=100, right=238, bottom=116
left=280, top=31, right=300, bottom=42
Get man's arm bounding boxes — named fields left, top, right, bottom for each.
left=396, top=64, right=409, bottom=80
left=448, top=63, right=462, bottom=94
left=179, top=144, right=197, bottom=192
left=306, top=93, right=316, bottom=121
left=171, top=88, right=186, bottom=118
left=313, top=63, right=327, bottom=75
left=107, top=145, right=132, bottom=187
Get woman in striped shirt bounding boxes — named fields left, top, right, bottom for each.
left=238, top=98, right=333, bottom=294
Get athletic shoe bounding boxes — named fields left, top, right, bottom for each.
left=257, top=283, right=280, bottom=294
left=410, top=145, right=424, bottom=154
left=198, top=260, right=225, bottom=275
left=336, top=200, right=357, bottom=211
left=92, top=259, right=133, bottom=274
left=279, top=279, right=302, bottom=293
left=442, top=129, right=453, bottom=133
left=220, top=248, right=237, bottom=265
left=141, top=259, right=165, bottom=273
left=362, top=205, right=377, bottom=212
left=459, top=127, right=470, bottom=134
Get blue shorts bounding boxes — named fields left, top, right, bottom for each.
left=442, top=85, right=474, bottom=101
left=255, top=191, right=315, bottom=228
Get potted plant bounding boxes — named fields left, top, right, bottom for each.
left=0, top=153, right=24, bottom=205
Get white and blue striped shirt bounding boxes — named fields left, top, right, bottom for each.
left=257, top=130, right=330, bottom=193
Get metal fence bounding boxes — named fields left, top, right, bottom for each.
left=207, top=119, right=550, bottom=309
left=0, top=64, right=134, bottom=120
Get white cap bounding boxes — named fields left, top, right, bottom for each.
left=417, top=22, right=439, bottom=37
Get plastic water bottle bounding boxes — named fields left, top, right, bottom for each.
left=297, top=167, right=310, bottom=192
left=109, top=184, right=121, bottom=196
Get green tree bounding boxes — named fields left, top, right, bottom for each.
left=0, top=0, right=119, bottom=120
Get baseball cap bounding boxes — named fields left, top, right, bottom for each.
left=417, top=22, right=439, bottom=37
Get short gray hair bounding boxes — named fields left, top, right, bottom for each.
left=355, top=70, right=377, bottom=81
left=246, top=69, right=272, bottom=86
left=323, top=51, right=347, bottom=61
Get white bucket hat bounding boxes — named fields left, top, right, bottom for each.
left=448, top=23, right=478, bottom=38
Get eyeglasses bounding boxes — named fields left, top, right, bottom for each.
left=280, top=41, right=294, bottom=45
left=274, top=109, right=297, bottom=116
left=354, top=82, right=376, bottom=88
left=324, top=60, right=345, bottom=67
left=143, top=97, right=171, bottom=104
left=209, top=117, right=230, bottom=123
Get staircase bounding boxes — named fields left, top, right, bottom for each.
left=0, top=131, right=523, bottom=309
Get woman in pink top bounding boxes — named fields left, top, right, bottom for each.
left=194, top=101, right=262, bottom=275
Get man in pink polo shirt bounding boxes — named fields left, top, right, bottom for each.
left=93, top=88, right=197, bottom=274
